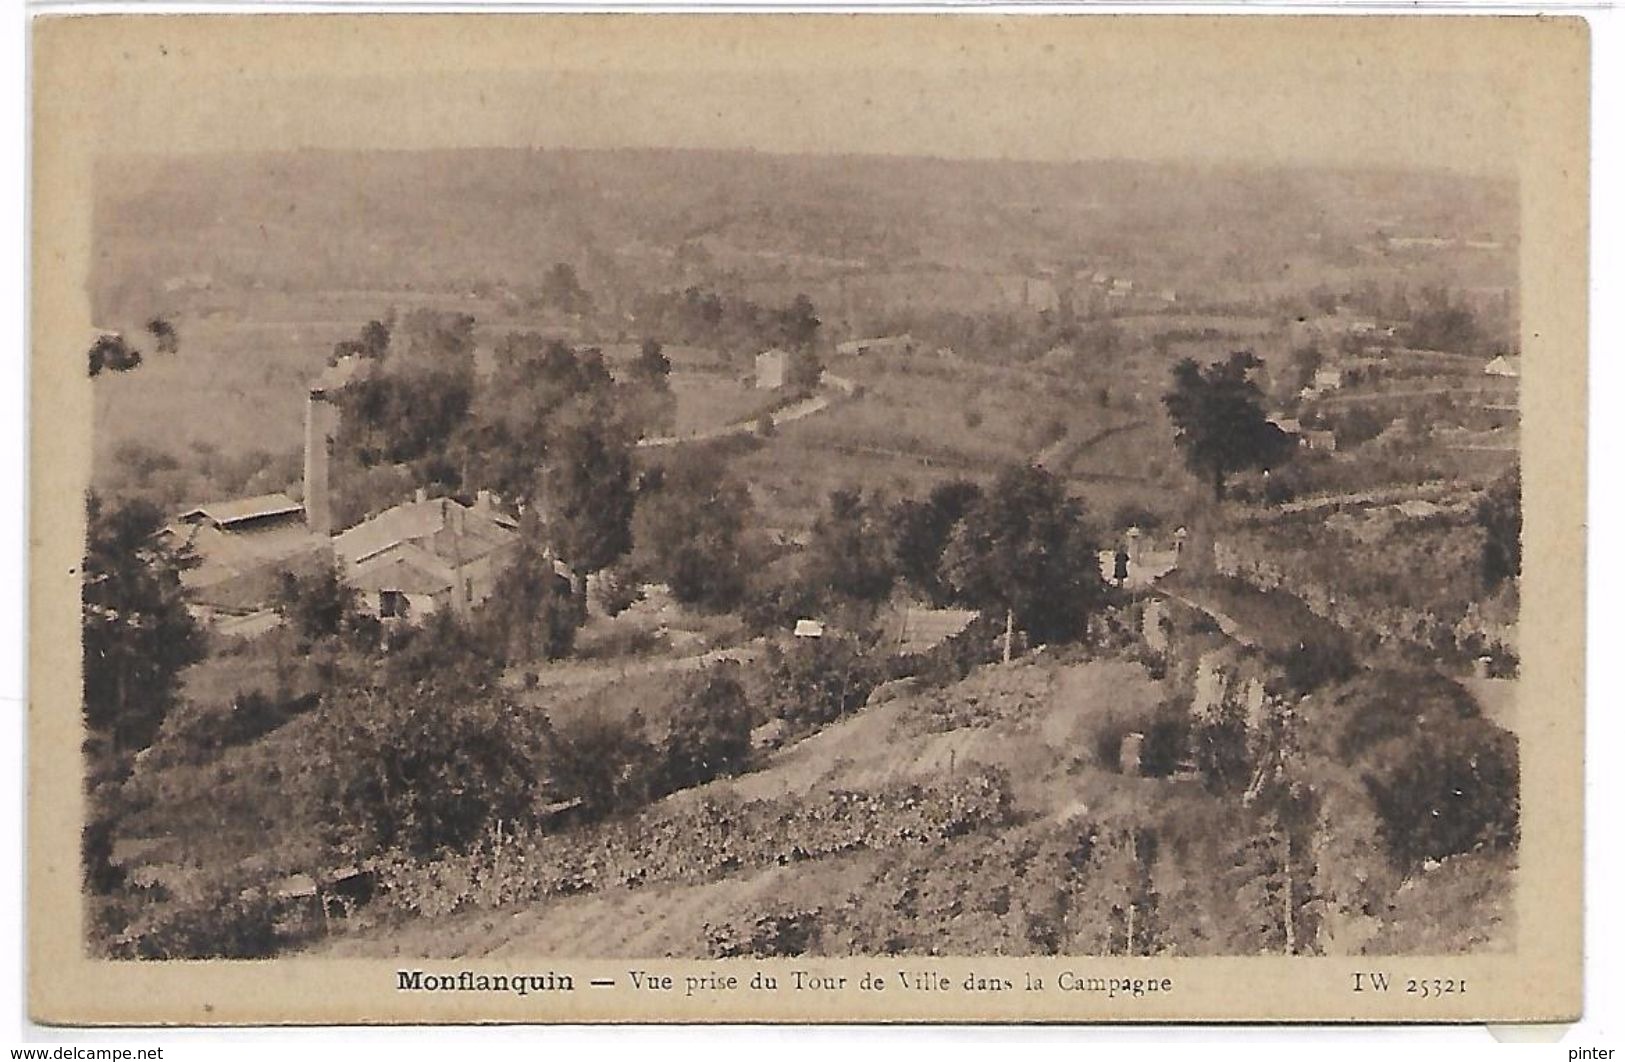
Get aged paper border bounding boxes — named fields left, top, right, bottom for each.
left=27, top=13, right=1588, bottom=1025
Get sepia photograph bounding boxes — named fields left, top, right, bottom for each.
left=27, top=13, right=1587, bottom=1024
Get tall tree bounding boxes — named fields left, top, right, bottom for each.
left=632, top=455, right=753, bottom=611
left=477, top=524, right=586, bottom=664
left=466, top=337, right=636, bottom=577
left=888, top=478, right=983, bottom=605
left=1162, top=352, right=1296, bottom=501
left=802, top=488, right=895, bottom=608
left=542, top=394, right=636, bottom=576
left=942, top=464, right=1102, bottom=646
left=622, top=338, right=677, bottom=439
left=81, top=494, right=206, bottom=751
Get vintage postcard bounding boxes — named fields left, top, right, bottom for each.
left=29, top=13, right=1587, bottom=1024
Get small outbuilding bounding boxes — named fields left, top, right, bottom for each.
left=755, top=348, right=790, bottom=390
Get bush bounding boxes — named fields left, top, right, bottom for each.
left=1191, top=699, right=1251, bottom=794
left=294, top=668, right=548, bottom=856
left=657, top=664, right=754, bottom=795
left=114, top=879, right=282, bottom=960
left=706, top=910, right=822, bottom=958
left=1277, top=635, right=1357, bottom=694
left=1365, top=721, right=1519, bottom=869
left=760, top=636, right=882, bottom=732
left=544, top=711, right=659, bottom=822
left=591, top=565, right=643, bottom=617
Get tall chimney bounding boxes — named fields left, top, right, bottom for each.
left=303, top=388, right=336, bottom=537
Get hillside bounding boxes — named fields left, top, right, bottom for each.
left=95, top=148, right=1517, bottom=318
left=313, top=652, right=1513, bottom=960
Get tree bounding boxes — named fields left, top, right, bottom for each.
left=786, top=348, right=824, bottom=393
left=543, top=711, right=658, bottom=821
left=621, top=339, right=677, bottom=439
left=888, top=478, right=982, bottom=605
left=1478, top=466, right=1521, bottom=590
left=542, top=395, right=636, bottom=576
left=761, top=635, right=879, bottom=732
left=1406, top=287, right=1483, bottom=354
left=1329, top=405, right=1391, bottom=450
left=941, top=464, right=1102, bottom=645
left=81, top=494, right=206, bottom=750
left=657, top=663, right=754, bottom=794
left=274, top=564, right=361, bottom=645
left=633, top=338, right=672, bottom=383
left=776, top=293, right=821, bottom=351
left=392, top=309, right=476, bottom=378
left=802, top=489, right=895, bottom=608
left=541, top=262, right=591, bottom=316
left=296, top=664, right=545, bottom=855
left=1365, top=718, right=1519, bottom=869
left=1162, top=352, right=1296, bottom=500
left=466, top=337, right=636, bottom=576
left=632, top=455, right=753, bottom=612
left=476, top=532, right=586, bottom=664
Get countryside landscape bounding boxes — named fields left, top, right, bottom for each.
left=81, top=147, right=1522, bottom=961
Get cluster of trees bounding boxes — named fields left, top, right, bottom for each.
left=328, top=314, right=667, bottom=594
left=1402, top=286, right=1489, bottom=355
left=629, top=287, right=821, bottom=356
left=335, top=310, right=477, bottom=478
left=630, top=452, right=754, bottom=612
left=743, top=464, right=1105, bottom=647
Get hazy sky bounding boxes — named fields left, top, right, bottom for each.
left=52, top=15, right=1539, bottom=175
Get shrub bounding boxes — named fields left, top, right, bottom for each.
left=544, top=711, right=659, bottom=821
left=656, top=664, right=754, bottom=795
left=706, top=910, right=822, bottom=958
left=591, top=565, right=643, bottom=617
left=1364, top=719, right=1519, bottom=869
left=1191, top=699, right=1252, bottom=794
left=115, top=880, right=282, bottom=960
left=760, top=636, right=882, bottom=732
left=1277, top=636, right=1357, bottom=694
left=294, top=668, right=548, bottom=856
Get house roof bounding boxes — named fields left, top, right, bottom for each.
left=177, top=492, right=303, bottom=529
left=350, top=548, right=456, bottom=596
left=334, top=496, right=518, bottom=570
left=891, top=606, right=979, bottom=655
left=172, top=519, right=330, bottom=605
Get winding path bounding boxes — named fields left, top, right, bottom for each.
left=636, top=373, right=855, bottom=450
